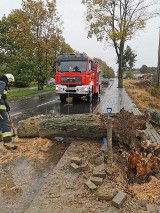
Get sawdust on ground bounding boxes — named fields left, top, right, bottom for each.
left=0, top=137, right=54, bottom=164
left=129, top=176, right=160, bottom=202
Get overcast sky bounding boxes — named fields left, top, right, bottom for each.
left=0, top=0, right=160, bottom=71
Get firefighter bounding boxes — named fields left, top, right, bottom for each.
left=0, top=74, right=17, bottom=150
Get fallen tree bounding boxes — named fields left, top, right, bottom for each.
left=17, top=113, right=107, bottom=138
left=17, top=109, right=150, bottom=149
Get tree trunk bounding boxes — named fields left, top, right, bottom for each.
left=157, top=29, right=160, bottom=87
left=17, top=113, right=107, bottom=139
left=17, top=109, right=150, bottom=149
left=118, top=41, right=124, bottom=88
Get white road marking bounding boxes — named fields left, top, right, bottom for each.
left=37, top=100, right=58, bottom=107
left=11, top=112, right=22, bottom=116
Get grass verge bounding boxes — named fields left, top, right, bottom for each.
left=8, top=85, right=55, bottom=99
left=124, top=79, right=160, bottom=112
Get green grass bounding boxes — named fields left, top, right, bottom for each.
left=8, top=85, right=55, bottom=99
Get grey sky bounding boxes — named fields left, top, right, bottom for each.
left=0, top=0, right=159, bottom=71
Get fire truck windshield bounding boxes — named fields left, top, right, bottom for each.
left=58, top=61, right=87, bottom=72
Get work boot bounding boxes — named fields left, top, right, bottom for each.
left=3, top=142, right=17, bottom=150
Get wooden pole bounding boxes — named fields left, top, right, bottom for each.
left=107, top=117, right=113, bottom=164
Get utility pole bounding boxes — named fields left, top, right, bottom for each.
left=157, top=28, right=160, bottom=87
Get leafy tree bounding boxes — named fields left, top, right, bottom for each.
left=82, top=0, right=159, bottom=88
left=133, top=66, right=157, bottom=73
left=7, top=0, right=63, bottom=89
left=0, top=1, right=75, bottom=88
left=0, top=15, right=21, bottom=76
left=123, top=46, right=137, bottom=71
left=140, top=65, right=148, bottom=74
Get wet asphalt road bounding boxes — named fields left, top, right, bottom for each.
left=0, top=83, right=109, bottom=213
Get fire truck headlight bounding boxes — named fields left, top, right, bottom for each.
left=56, top=86, right=59, bottom=91
left=84, top=87, right=89, bottom=92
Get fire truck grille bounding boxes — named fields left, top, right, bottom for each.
left=61, top=76, right=82, bottom=83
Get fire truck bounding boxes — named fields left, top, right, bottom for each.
left=54, top=53, right=102, bottom=103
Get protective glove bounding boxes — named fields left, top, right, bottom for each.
left=5, top=102, right=10, bottom=112
left=6, top=105, right=10, bottom=112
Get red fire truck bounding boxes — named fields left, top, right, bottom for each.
left=54, top=53, right=102, bottom=103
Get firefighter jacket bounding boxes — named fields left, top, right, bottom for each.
left=0, top=81, right=9, bottom=110
left=0, top=80, right=12, bottom=142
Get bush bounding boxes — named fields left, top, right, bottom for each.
left=150, top=74, right=159, bottom=97
left=15, top=76, right=30, bottom=87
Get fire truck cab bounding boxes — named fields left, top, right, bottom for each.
left=54, top=53, right=102, bottom=103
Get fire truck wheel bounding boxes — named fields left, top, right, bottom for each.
left=87, top=91, right=93, bottom=103
left=95, top=86, right=100, bottom=98
left=60, top=94, right=66, bottom=103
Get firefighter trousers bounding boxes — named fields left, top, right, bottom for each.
left=0, top=109, right=12, bottom=143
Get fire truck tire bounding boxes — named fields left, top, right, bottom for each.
left=87, top=91, right=93, bottom=103
left=60, top=94, right=66, bottom=103
left=95, top=86, right=101, bottom=98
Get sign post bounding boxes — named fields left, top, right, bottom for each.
left=106, top=108, right=113, bottom=164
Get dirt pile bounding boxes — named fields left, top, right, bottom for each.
left=111, top=108, right=150, bottom=149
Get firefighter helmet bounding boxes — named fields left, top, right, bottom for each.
left=4, top=74, right=15, bottom=83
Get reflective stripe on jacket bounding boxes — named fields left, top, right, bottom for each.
left=0, top=81, right=8, bottom=110
left=0, top=105, right=6, bottom=110
left=2, top=131, right=12, bottom=138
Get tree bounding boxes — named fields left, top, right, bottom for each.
left=8, top=0, right=63, bottom=90
left=0, top=1, right=75, bottom=88
left=82, top=0, right=159, bottom=88
left=140, top=65, right=148, bottom=74
left=123, top=46, right=137, bottom=71
left=157, top=29, right=160, bottom=87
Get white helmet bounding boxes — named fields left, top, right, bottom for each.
left=4, top=74, right=15, bottom=83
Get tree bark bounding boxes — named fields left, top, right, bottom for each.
left=118, top=41, right=124, bottom=88
left=17, top=113, right=107, bottom=139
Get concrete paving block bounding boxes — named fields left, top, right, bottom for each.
left=93, top=171, right=106, bottom=178
left=70, top=163, right=82, bottom=172
left=84, top=180, right=97, bottom=190
left=79, top=163, right=88, bottom=171
left=98, top=189, right=117, bottom=201
left=137, top=200, right=148, bottom=208
left=90, top=176, right=103, bottom=186
left=111, top=191, right=127, bottom=209
left=93, top=163, right=105, bottom=172
left=70, top=157, right=82, bottom=165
